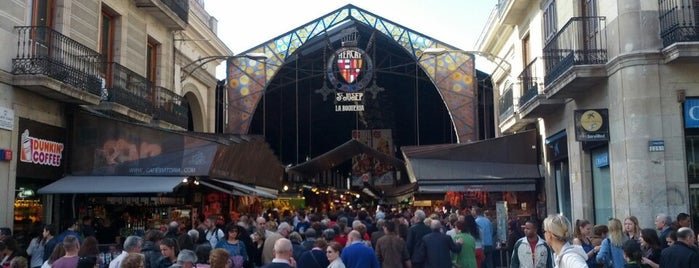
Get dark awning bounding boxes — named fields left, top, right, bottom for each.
left=381, top=182, right=417, bottom=203
left=71, top=109, right=284, bottom=190
left=199, top=179, right=278, bottom=199
left=401, top=130, right=540, bottom=193
left=38, top=176, right=186, bottom=194
left=286, top=139, right=406, bottom=177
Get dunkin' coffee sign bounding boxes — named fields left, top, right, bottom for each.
left=20, top=129, right=64, bottom=166
left=17, top=118, right=66, bottom=179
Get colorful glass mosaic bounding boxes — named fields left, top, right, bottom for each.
left=227, top=4, right=477, bottom=142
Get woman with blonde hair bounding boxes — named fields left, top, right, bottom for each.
left=596, top=218, right=627, bottom=268
left=623, top=216, right=641, bottom=241
left=543, top=214, right=587, bottom=268
left=208, top=249, right=230, bottom=268
left=120, top=253, right=145, bottom=268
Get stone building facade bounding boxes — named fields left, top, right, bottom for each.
left=0, top=0, right=231, bottom=228
left=477, top=0, right=698, bottom=228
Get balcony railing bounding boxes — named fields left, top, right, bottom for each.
left=499, top=87, right=514, bottom=121
left=162, top=0, right=189, bottom=23
left=543, top=16, right=607, bottom=85
left=154, top=86, right=189, bottom=128
left=518, top=58, right=541, bottom=107
left=105, top=62, right=155, bottom=116
left=12, top=26, right=102, bottom=95
left=497, top=0, right=510, bottom=17
left=659, top=0, right=699, bottom=46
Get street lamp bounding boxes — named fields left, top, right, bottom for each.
left=180, top=52, right=267, bottom=82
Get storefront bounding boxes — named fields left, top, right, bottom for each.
left=14, top=117, right=67, bottom=236
left=35, top=109, right=283, bottom=240
left=402, top=130, right=543, bottom=219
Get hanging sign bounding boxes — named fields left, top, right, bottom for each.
left=326, top=30, right=374, bottom=112
left=574, top=109, right=609, bottom=142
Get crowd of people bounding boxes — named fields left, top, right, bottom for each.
left=506, top=212, right=699, bottom=268
left=1, top=208, right=698, bottom=268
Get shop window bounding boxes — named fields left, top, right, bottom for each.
left=686, top=134, right=699, bottom=184
left=591, top=146, right=612, bottom=224
left=555, top=160, right=571, bottom=221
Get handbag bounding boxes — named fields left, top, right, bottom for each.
left=230, top=243, right=244, bottom=268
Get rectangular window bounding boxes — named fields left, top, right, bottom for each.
left=555, top=160, right=571, bottom=221
left=147, top=40, right=158, bottom=84
left=522, top=33, right=531, bottom=67
left=582, top=0, right=599, bottom=50
left=591, top=146, right=612, bottom=224
left=100, top=10, right=115, bottom=87
left=542, top=0, right=557, bottom=42
left=31, top=0, right=54, bottom=56
left=31, top=0, right=53, bottom=27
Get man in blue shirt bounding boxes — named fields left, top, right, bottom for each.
left=473, top=207, right=494, bottom=268
left=341, top=230, right=380, bottom=268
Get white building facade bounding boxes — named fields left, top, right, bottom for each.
left=0, top=0, right=231, bottom=229
left=477, top=0, right=698, bottom=228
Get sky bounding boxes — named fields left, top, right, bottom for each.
left=203, top=0, right=499, bottom=78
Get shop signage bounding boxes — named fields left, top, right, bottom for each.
left=325, top=30, right=374, bottom=112
left=546, top=131, right=568, bottom=162
left=685, top=98, right=699, bottom=128
left=20, top=129, right=64, bottom=166
left=0, top=106, right=14, bottom=131
left=594, top=152, right=609, bottom=168
left=574, top=109, right=609, bottom=142
left=0, top=149, right=11, bottom=161
left=648, top=140, right=665, bottom=152
left=71, top=112, right=217, bottom=176
left=17, top=118, right=66, bottom=179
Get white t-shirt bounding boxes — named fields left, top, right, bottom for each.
left=205, top=228, right=224, bottom=248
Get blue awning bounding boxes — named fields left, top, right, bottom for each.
left=38, top=176, right=185, bottom=194
left=545, top=131, right=566, bottom=144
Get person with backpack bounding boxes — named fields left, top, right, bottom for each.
left=204, top=216, right=224, bottom=249
left=510, top=220, right=553, bottom=268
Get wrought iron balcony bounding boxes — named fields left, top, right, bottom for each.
left=659, top=0, right=699, bottom=46
left=104, top=62, right=155, bottom=116
left=153, top=86, right=189, bottom=128
left=517, top=58, right=566, bottom=119
left=543, top=16, right=608, bottom=98
left=498, top=87, right=515, bottom=122
left=12, top=26, right=103, bottom=104
left=518, top=58, right=540, bottom=107
left=659, top=0, right=699, bottom=62
left=134, top=0, right=189, bottom=29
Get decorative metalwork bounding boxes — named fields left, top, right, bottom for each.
left=658, top=0, right=699, bottom=47
left=499, top=85, right=514, bottom=122
left=518, top=58, right=540, bottom=107
left=226, top=4, right=475, bottom=142
left=160, top=0, right=189, bottom=23
left=12, top=26, right=103, bottom=96
left=106, top=62, right=154, bottom=116
left=154, top=86, right=189, bottom=128
left=543, top=16, right=607, bottom=85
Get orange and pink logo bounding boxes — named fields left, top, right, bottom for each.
left=20, top=129, right=64, bottom=166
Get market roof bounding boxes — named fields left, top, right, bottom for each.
left=286, top=139, right=406, bottom=178
left=402, top=130, right=541, bottom=193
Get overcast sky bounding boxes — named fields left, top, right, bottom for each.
left=204, top=0, right=498, bottom=78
